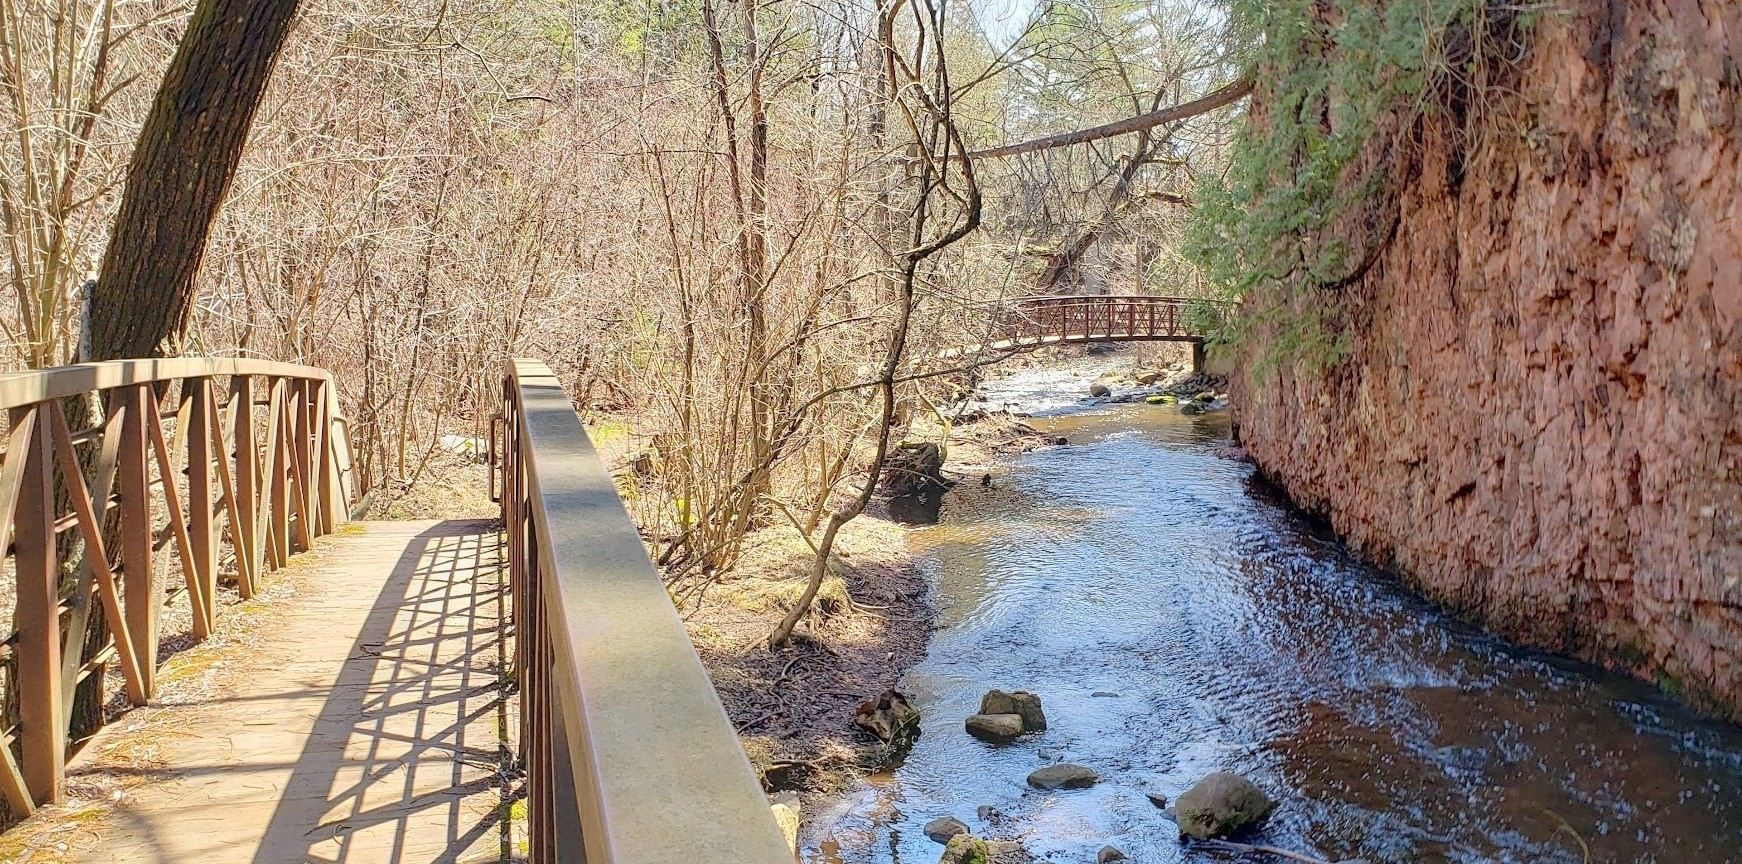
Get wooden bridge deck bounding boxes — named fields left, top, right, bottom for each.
left=25, top=520, right=514, bottom=864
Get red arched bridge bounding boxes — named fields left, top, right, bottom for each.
left=0, top=358, right=790, bottom=863
left=944, top=294, right=1228, bottom=368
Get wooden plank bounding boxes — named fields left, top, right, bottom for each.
left=47, top=403, right=147, bottom=706
left=119, top=385, right=160, bottom=699
left=9, top=405, right=64, bottom=804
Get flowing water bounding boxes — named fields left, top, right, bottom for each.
left=808, top=359, right=1742, bottom=864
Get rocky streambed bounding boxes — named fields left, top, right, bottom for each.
left=804, top=356, right=1742, bottom=864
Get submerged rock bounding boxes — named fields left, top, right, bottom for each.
left=965, top=713, right=1024, bottom=743
left=1174, top=771, right=1276, bottom=839
left=924, top=816, right=970, bottom=843
left=1026, top=762, right=1097, bottom=790
left=853, top=690, right=920, bottom=742
left=1180, top=401, right=1206, bottom=416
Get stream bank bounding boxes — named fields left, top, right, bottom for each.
left=806, top=354, right=1742, bottom=864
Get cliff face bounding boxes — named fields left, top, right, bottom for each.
left=1234, top=0, right=1741, bottom=719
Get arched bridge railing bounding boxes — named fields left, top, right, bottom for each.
left=0, top=359, right=355, bottom=817
left=994, top=294, right=1223, bottom=344
left=493, top=359, right=791, bottom=864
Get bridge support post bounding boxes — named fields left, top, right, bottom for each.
left=1191, top=341, right=1206, bottom=374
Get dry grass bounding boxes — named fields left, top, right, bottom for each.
left=678, top=514, right=932, bottom=799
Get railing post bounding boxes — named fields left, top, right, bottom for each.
left=10, top=406, right=62, bottom=806
left=315, top=381, right=342, bottom=530
left=187, top=378, right=220, bottom=634
left=231, top=376, right=262, bottom=594
left=119, top=386, right=159, bottom=699
left=266, top=377, right=291, bottom=568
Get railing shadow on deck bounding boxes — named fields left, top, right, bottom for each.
left=240, top=520, right=516, bottom=864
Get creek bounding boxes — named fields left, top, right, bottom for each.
left=808, top=358, right=1742, bottom=864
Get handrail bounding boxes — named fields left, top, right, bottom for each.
left=495, top=359, right=791, bottom=864
left=993, top=294, right=1223, bottom=343
left=0, top=357, right=355, bottom=820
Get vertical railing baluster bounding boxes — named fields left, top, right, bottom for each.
left=10, top=406, right=61, bottom=806
left=120, top=385, right=158, bottom=699
left=232, top=376, right=261, bottom=594
left=287, top=379, right=313, bottom=552
left=187, top=377, right=219, bottom=635
left=313, top=380, right=339, bottom=533
left=265, top=378, right=290, bottom=569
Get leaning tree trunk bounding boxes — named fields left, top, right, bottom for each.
left=88, top=0, right=302, bottom=361
left=14, top=0, right=304, bottom=820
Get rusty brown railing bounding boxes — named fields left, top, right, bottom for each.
left=994, top=294, right=1219, bottom=343
left=0, top=358, right=354, bottom=816
left=493, top=359, right=791, bottom=864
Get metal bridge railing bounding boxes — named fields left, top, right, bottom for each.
left=493, top=359, right=792, bottom=864
left=0, top=358, right=355, bottom=817
left=993, top=294, right=1224, bottom=343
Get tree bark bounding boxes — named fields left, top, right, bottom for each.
left=88, top=0, right=303, bottom=361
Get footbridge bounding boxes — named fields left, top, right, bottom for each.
left=943, top=294, right=1228, bottom=367
left=0, top=358, right=790, bottom=862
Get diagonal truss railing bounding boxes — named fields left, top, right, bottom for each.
left=0, top=358, right=355, bottom=818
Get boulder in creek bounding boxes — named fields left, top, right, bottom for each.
left=1134, top=370, right=1162, bottom=385
left=1145, top=790, right=1169, bottom=809
left=924, top=816, right=970, bottom=843
left=1089, top=381, right=1112, bottom=398
left=1174, top=771, right=1276, bottom=839
left=769, top=792, right=800, bottom=853
left=853, top=690, right=920, bottom=742
left=1179, top=401, right=1206, bottom=416
left=965, top=713, right=1024, bottom=743
left=1097, top=846, right=1127, bottom=863
left=940, top=834, right=989, bottom=864
left=1026, top=762, right=1097, bottom=790
left=940, top=836, right=1031, bottom=864
left=980, top=689, right=1046, bottom=732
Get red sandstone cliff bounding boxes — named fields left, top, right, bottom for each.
left=1233, top=0, right=1741, bottom=719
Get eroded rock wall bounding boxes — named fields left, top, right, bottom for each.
left=1234, top=0, right=1741, bottom=719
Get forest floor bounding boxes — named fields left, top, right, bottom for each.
left=678, top=512, right=932, bottom=796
